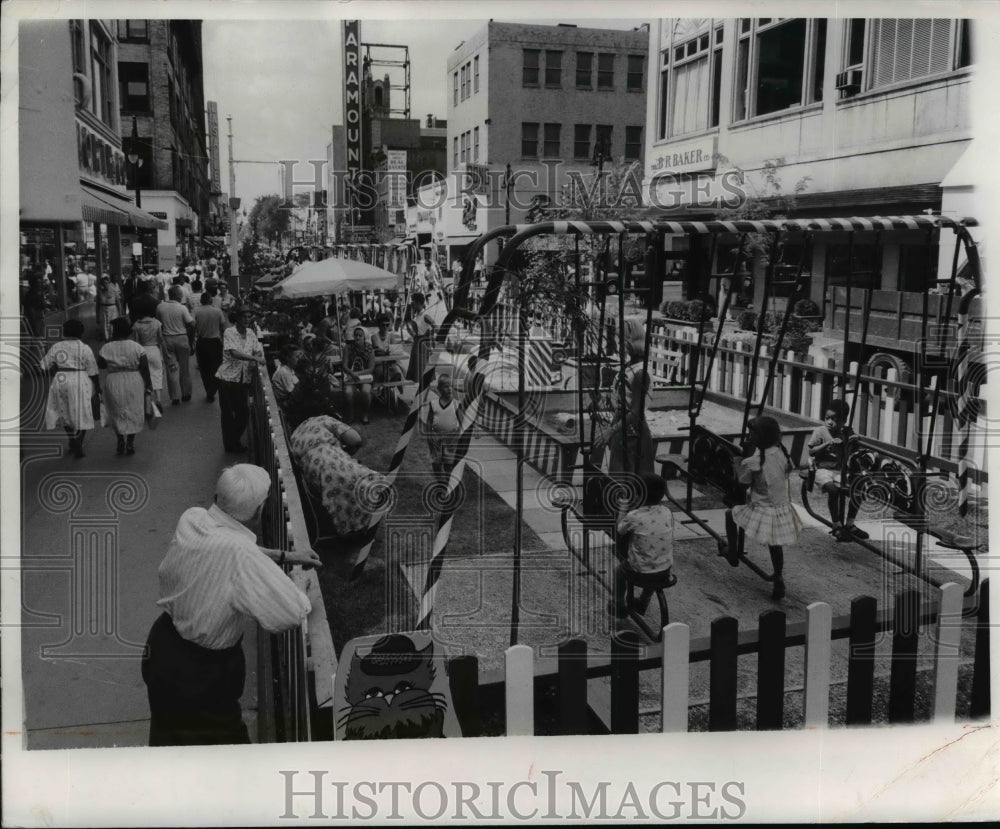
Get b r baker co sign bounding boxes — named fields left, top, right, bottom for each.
left=649, top=136, right=718, bottom=176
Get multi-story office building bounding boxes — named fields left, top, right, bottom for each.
left=19, top=20, right=167, bottom=320
left=117, top=19, right=210, bottom=269
left=428, top=22, right=648, bottom=257
left=642, top=17, right=976, bottom=357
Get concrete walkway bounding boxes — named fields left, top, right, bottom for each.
left=16, top=307, right=256, bottom=749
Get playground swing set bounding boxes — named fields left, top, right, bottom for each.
left=344, top=213, right=983, bottom=646
left=525, top=215, right=985, bottom=639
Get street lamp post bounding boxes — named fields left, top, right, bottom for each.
left=126, top=116, right=145, bottom=273
left=227, top=116, right=240, bottom=295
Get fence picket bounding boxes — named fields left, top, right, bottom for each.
left=845, top=595, right=878, bottom=726
left=660, top=622, right=690, bottom=733
left=803, top=602, right=833, bottom=728
left=558, top=639, right=589, bottom=736
left=888, top=589, right=920, bottom=724
left=505, top=645, right=535, bottom=736
left=970, top=579, right=991, bottom=720
left=931, top=583, right=964, bottom=723
left=448, top=655, right=482, bottom=738
left=611, top=631, right=641, bottom=734
left=756, top=610, right=787, bottom=730
left=709, top=617, right=739, bottom=731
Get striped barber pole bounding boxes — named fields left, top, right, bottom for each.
left=954, top=291, right=981, bottom=516
left=526, top=338, right=559, bottom=386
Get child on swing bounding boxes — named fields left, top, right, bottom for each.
left=806, top=399, right=870, bottom=542
left=723, top=416, right=802, bottom=600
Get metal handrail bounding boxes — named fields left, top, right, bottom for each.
left=249, top=365, right=315, bottom=742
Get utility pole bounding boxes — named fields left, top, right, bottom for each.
left=227, top=116, right=241, bottom=294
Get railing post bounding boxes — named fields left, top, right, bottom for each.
left=803, top=602, right=832, bottom=728
left=557, top=639, right=589, bottom=736
left=756, top=610, right=786, bottom=730
left=660, top=622, right=690, bottom=733
left=610, top=630, right=641, bottom=734
left=505, top=644, right=534, bottom=736
left=888, top=589, right=920, bottom=724
left=709, top=617, right=738, bottom=732
left=845, top=595, right=878, bottom=727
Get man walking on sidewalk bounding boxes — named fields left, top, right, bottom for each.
left=193, top=293, right=228, bottom=403
left=215, top=307, right=264, bottom=452
left=156, top=285, right=195, bottom=405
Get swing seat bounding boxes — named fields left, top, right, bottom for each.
left=614, top=563, right=677, bottom=638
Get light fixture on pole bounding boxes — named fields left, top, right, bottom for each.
left=126, top=116, right=145, bottom=272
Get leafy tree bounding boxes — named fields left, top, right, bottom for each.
left=247, top=194, right=291, bottom=246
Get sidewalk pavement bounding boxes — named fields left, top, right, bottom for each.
left=17, top=306, right=259, bottom=749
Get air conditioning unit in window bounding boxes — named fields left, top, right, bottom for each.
left=835, top=69, right=862, bottom=95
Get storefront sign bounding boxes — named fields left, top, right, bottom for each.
left=207, top=101, right=222, bottom=193
left=342, top=21, right=363, bottom=179
left=648, top=136, right=718, bottom=176
left=77, top=119, right=127, bottom=187
left=462, top=195, right=478, bottom=231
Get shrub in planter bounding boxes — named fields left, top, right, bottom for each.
left=793, top=298, right=822, bottom=318
left=686, top=298, right=714, bottom=323
left=661, top=300, right=688, bottom=320
left=737, top=309, right=759, bottom=332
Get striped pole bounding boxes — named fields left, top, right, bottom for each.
left=955, top=287, right=981, bottom=516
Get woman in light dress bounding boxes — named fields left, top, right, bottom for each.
left=41, top=318, right=100, bottom=458
left=96, top=275, right=121, bottom=341
left=98, top=317, right=153, bottom=456
left=130, top=308, right=169, bottom=406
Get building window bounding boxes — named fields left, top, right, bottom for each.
left=523, top=49, right=540, bottom=86
left=543, top=123, right=561, bottom=158
left=460, top=131, right=468, bottom=163
left=573, top=124, right=592, bottom=160
left=898, top=243, right=938, bottom=292
left=521, top=122, right=539, bottom=158
left=70, top=20, right=86, bottom=73
left=627, top=54, right=645, bottom=91
left=90, top=24, right=115, bottom=125
left=624, top=126, right=642, bottom=160
left=869, top=19, right=962, bottom=88
left=597, top=53, right=615, bottom=89
left=734, top=18, right=826, bottom=121
left=826, top=242, right=881, bottom=290
left=118, top=62, right=150, bottom=112
left=474, top=55, right=480, bottom=92
left=545, top=50, right=562, bottom=87
left=576, top=51, right=593, bottom=88
left=473, top=126, right=480, bottom=162
left=453, top=71, right=458, bottom=106
left=595, top=124, right=613, bottom=160
left=117, top=20, right=148, bottom=41
left=453, top=136, right=458, bottom=168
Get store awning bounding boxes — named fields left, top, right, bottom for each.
left=80, top=184, right=169, bottom=230
left=439, top=235, right=479, bottom=246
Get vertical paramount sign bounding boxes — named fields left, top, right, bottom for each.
left=343, top=19, right=363, bottom=211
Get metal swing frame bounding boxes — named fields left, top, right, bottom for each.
left=796, top=223, right=985, bottom=606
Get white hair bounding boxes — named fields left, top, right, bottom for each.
left=215, top=464, right=271, bottom=521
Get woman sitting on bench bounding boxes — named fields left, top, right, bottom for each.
left=610, top=473, right=675, bottom=618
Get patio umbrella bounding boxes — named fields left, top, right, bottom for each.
left=270, top=256, right=400, bottom=298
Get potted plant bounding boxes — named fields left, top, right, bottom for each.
left=792, top=297, right=822, bottom=320
left=660, top=299, right=689, bottom=322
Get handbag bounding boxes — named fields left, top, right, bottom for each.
left=91, top=393, right=101, bottom=422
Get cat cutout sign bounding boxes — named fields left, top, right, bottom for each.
left=332, top=631, right=462, bottom=740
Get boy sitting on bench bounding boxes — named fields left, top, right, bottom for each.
left=807, top=400, right=870, bottom=542
left=610, top=473, right=676, bottom=618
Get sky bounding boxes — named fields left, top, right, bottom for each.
left=202, top=13, right=649, bottom=210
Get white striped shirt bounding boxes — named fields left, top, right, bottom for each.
left=156, top=504, right=310, bottom=649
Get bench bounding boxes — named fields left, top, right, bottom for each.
left=800, top=435, right=983, bottom=602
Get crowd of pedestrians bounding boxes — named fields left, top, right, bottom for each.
left=36, top=259, right=259, bottom=458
